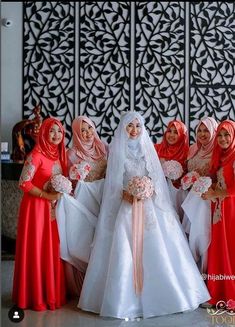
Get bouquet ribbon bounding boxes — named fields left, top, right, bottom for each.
left=132, top=197, right=144, bottom=295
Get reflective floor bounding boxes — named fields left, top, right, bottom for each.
left=1, top=260, right=227, bottom=327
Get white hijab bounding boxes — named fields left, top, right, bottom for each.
left=96, top=111, right=175, bottom=232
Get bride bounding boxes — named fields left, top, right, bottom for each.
left=57, top=111, right=210, bottom=319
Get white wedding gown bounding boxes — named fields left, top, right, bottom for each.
left=56, top=179, right=104, bottom=267
left=181, top=189, right=212, bottom=273
left=72, top=155, right=210, bottom=319
left=166, top=179, right=188, bottom=221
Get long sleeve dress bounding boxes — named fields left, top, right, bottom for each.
left=77, top=152, right=210, bottom=318
left=207, top=160, right=235, bottom=305
left=12, top=149, right=67, bottom=311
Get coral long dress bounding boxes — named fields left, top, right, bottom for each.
left=207, top=161, right=235, bottom=305
left=12, top=150, right=67, bottom=311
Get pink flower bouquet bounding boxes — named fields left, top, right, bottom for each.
left=127, top=176, right=154, bottom=200
left=69, top=161, right=91, bottom=181
left=227, top=299, right=235, bottom=310
left=192, top=176, right=212, bottom=195
left=50, top=174, right=72, bottom=194
left=162, top=160, right=183, bottom=180
left=181, top=171, right=200, bottom=190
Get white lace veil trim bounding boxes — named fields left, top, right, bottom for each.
left=97, top=111, right=176, bottom=232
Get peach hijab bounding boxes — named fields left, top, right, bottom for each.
left=188, top=117, right=218, bottom=160
left=71, top=116, right=107, bottom=161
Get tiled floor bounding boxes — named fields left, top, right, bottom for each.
left=1, top=260, right=230, bottom=327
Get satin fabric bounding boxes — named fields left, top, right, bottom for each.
left=77, top=154, right=210, bottom=319
left=56, top=179, right=104, bottom=266
left=181, top=190, right=211, bottom=273
left=56, top=179, right=105, bottom=298
left=207, top=120, right=235, bottom=304
left=207, top=162, right=235, bottom=304
left=12, top=150, right=67, bottom=310
left=58, top=112, right=210, bottom=318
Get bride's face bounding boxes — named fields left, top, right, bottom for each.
left=126, top=118, right=142, bottom=139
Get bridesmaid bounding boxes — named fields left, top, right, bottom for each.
left=155, top=120, right=189, bottom=221
left=187, top=117, right=218, bottom=177
left=202, top=120, right=235, bottom=306
left=12, top=118, right=68, bottom=311
left=63, top=116, right=108, bottom=298
left=181, top=116, right=218, bottom=273
left=67, top=116, right=108, bottom=189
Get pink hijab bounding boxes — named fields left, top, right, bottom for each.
left=71, top=116, right=107, bottom=161
left=187, top=117, right=218, bottom=160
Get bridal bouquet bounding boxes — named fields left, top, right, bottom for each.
left=127, top=176, right=154, bottom=200
left=181, top=171, right=200, bottom=190
left=162, top=160, right=184, bottom=180
left=50, top=174, right=72, bottom=194
left=192, top=176, right=212, bottom=195
left=69, top=161, right=91, bottom=181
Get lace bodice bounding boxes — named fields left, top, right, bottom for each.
left=123, top=154, right=147, bottom=188
left=187, top=151, right=211, bottom=176
left=85, top=158, right=107, bottom=182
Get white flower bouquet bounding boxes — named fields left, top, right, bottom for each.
left=50, top=174, right=72, bottom=194
left=69, top=161, right=91, bottom=181
left=192, top=176, right=212, bottom=195
left=181, top=171, right=200, bottom=190
left=162, top=160, right=184, bottom=180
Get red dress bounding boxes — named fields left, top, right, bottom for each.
left=207, top=161, right=235, bottom=305
left=12, top=149, right=67, bottom=310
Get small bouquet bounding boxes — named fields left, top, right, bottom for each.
left=69, top=161, right=91, bottom=181
left=50, top=174, right=72, bottom=194
left=162, top=160, right=183, bottom=180
left=192, top=176, right=212, bottom=195
left=127, top=176, right=154, bottom=200
left=181, top=171, right=200, bottom=190
left=227, top=299, right=235, bottom=311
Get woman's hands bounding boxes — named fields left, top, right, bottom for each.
left=201, top=187, right=227, bottom=201
left=122, top=190, right=134, bottom=204
left=201, top=187, right=216, bottom=200
left=43, top=191, right=62, bottom=201
left=29, top=186, right=62, bottom=201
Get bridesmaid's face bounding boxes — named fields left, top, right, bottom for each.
left=81, top=121, right=94, bottom=142
left=197, top=123, right=211, bottom=146
left=126, top=119, right=142, bottom=139
left=166, top=125, right=179, bottom=145
left=48, top=124, right=63, bottom=145
left=217, top=128, right=232, bottom=149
